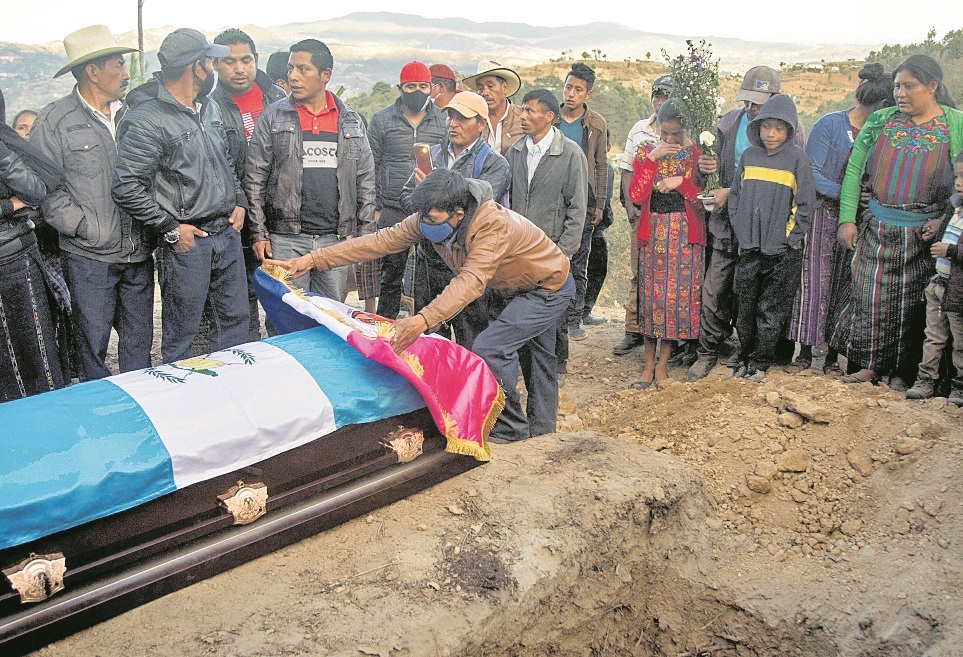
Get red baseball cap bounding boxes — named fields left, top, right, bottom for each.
left=400, top=61, right=431, bottom=85
left=429, top=64, right=457, bottom=82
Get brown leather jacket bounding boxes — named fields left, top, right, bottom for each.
left=486, top=102, right=524, bottom=155
left=310, top=179, right=570, bottom=328
left=555, top=104, right=608, bottom=212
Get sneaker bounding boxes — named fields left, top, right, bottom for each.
left=948, top=388, right=963, bottom=407
left=745, top=368, right=767, bottom=383
left=905, top=377, right=935, bottom=400
left=685, top=355, right=718, bottom=382
left=583, top=312, right=608, bottom=325
left=613, top=332, right=644, bottom=355
left=569, top=322, right=588, bottom=341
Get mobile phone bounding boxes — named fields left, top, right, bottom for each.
left=413, top=143, right=433, bottom=174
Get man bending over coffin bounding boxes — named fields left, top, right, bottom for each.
left=269, top=168, right=573, bottom=443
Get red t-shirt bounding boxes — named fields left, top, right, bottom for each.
left=231, top=84, right=264, bottom=141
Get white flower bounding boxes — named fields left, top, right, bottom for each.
left=699, top=131, right=715, bottom=147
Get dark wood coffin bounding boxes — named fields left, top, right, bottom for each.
left=0, top=408, right=480, bottom=654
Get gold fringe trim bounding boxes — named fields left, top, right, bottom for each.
left=262, top=262, right=497, bottom=462
left=481, top=385, right=506, bottom=443
left=445, top=435, right=492, bottom=462
left=260, top=263, right=309, bottom=301
left=399, top=352, right=424, bottom=378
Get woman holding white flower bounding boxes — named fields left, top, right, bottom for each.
left=626, top=99, right=706, bottom=388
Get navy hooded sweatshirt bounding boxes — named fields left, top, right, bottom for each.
left=728, top=94, right=815, bottom=256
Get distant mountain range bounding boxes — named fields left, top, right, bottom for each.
left=0, top=12, right=877, bottom=116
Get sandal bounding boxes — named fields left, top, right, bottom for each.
left=629, top=378, right=653, bottom=390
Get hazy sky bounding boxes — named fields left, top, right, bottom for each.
left=0, top=2, right=948, bottom=47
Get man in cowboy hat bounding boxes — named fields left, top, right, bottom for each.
left=429, top=64, right=459, bottom=109
left=32, top=24, right=154, bottom=380
left=462, top=60, right=523, bottom=155
left=112, top=27, right=250, bottom=363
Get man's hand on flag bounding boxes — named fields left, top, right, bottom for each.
left=391, top=314, right=428, bottom=354
left=264, top=255, right=316, bottom=279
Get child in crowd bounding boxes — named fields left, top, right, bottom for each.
left=906, top=152, right=963, bottom=405
left=728, top=94, right=815, bottom=382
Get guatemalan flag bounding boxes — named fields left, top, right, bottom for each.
left=251, top=265, right=503, bottom=460
left=0, top=267, right=502, bottom=551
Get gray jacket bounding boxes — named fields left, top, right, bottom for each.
left=244, top=94, right=377, bottom=242
left=368, top=96, right=446, bottom=215
left=505, top=127, right=587, bottom=257
left=33, top=88, right=151, bottom=263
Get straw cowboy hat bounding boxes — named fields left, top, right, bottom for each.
left=462, top=60, right=521, bottom=98
left=54, top=24, right=138, bottom=78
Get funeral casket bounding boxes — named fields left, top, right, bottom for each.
left=0, top=269, right=501, bottom=654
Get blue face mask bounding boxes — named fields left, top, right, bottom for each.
left=419, top=216, right=455, bottom=243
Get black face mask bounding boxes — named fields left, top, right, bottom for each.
left=401, top=90, right=429, bottom=113
left=194, top=62, right=215, bottom=98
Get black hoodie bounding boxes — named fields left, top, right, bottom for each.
left=728, top=94, right=815, bottom=256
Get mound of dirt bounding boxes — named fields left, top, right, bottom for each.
left=32, top=315, right=963, bottom=657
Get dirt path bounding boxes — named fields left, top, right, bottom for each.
left=31, top=305, right=963, bottom=657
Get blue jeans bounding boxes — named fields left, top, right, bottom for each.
left=474, top=274, right=575, bottom=440
left=270, top=233, right=348, bottom=300
left=156, top=227, right=249, bottom=363
left=63, top=252, right=154, bottom=380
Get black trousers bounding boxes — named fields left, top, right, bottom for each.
left=583, top=227, right=608, bottom=315
left=696, top=247, right=738, bottom=357
left=375, top=208, right=409, bottom=319
left=413, top=244, right=491, bottom=350
left=734, top=249, right=803, bottom=371
left=568, top=217, right=595, bottom=325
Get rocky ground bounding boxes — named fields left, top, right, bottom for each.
left=29, top=304, right=962, bottom=657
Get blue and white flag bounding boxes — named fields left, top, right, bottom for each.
left=0, top=328, right=426, bottom=550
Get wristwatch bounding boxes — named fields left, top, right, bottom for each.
left=164, top=226, right=181, bottom=244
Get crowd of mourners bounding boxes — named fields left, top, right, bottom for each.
left=2, top=21, right=962, bottom=442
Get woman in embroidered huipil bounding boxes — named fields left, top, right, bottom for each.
left=835, top=54, right=963, bottom=386
left=627, top=99, right=705, bottom=388
left=791, top=63, right=894, bottom=376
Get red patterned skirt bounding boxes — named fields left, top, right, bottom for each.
left=637, top=211, right=704, bottom=341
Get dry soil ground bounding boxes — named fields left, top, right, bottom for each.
left=30, top=301, right=963, bottom=657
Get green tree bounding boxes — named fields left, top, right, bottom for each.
left=344, top=81, right=398, bottom=122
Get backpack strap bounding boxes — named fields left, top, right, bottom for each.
left=472, top=141, right=493, bottom=178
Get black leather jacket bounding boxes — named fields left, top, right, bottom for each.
left=368, top=97, right=446, bottom=213
left=211, top=70, right=286, bottom=183
left=112, top=75, right=247, bottom=236
left=0, top=143, right=46, bottom=252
